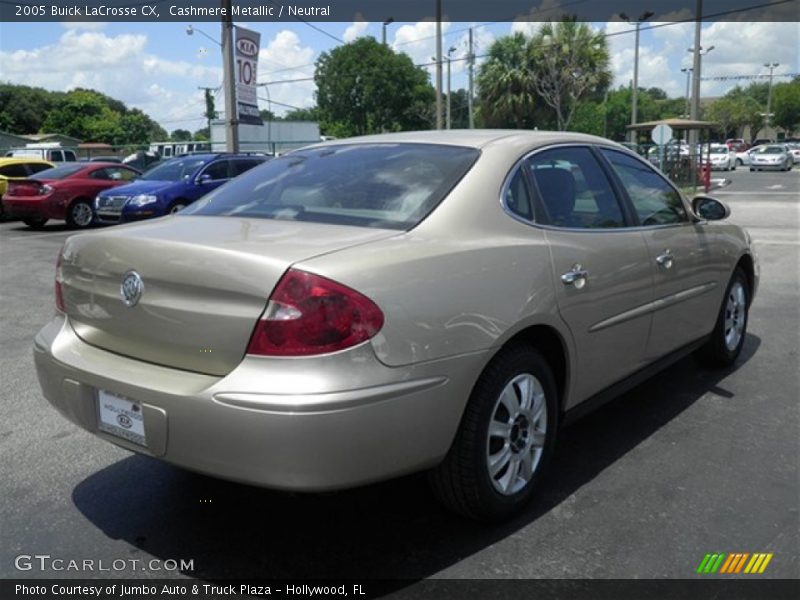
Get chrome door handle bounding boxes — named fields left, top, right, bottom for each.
left=656, top=250, right=674, bottom=269
left=561, top=264, right=588, bottom=288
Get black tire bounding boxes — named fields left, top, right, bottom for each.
left=168, top=200, right=188, bottom=214
left=66, top=199, right=94, bottom=229
left=429, top=344, right=559, bottom=521
left=749, top=168, right=754, bottom=172
left=695, top=267, right=750, bottom=368
left=23, top=217, right=48, bottom=229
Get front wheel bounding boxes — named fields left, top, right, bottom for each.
left=67, top=199, right=94, bottom=229
left=169, top=201, right=187, bottom=214
left=695, top=268, right=749, bottom=368
left=429, top=344, right=558, bottom=521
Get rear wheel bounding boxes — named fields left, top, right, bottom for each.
left=66, top=199, right=93, bottom=229
left=23, top=217, right=47, bottom=229
left=429, top=344, right=558, bottom=521
left=695, top=268, right=749, bottom=368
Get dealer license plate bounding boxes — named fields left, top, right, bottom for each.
left=97, top=389, right=146, bottom=447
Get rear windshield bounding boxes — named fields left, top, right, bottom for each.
left=752, top=146, right=783, bottom=154
left=182, top=143, right=480, bottom=229
left=31, top=164, right=84, bottom=180
left=140, top=157, right=206, bottom=181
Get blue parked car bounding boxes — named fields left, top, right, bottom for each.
left=94, top=153, right=267, bottom=224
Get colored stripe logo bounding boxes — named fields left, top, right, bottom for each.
left=697, top=552, right=773, bottom=574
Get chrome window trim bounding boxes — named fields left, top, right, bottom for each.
left=499, top=142, right=697, bottom=233
left=499, top=142, right=631, bottom=233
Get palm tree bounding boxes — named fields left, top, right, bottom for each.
left=530, top=20, right=611, bottom=131
left=476, top=33, right=538, bottom=128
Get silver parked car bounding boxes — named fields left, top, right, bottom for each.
left=749, top=144, right=794, bottom=171
left=34, top=131, right=758, bottom=520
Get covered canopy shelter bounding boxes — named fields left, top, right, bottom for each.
left=627, top=118, right=720, bottom=190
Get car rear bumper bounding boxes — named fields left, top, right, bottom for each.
left=33, top=316, right=485, bottom=491
left=2, top=196, right=64, bottom=220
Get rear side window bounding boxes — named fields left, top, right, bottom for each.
left=526, top=147, right=625, bottom=229
left=183, top=144, right=480, bottom=230
left=601, top=149, right=688, bottom=226
left=50, top=151, right=64, bottom=162
left=231, top=159, right=265, bottom=176
left=504, top=168, right=533, bottom=221
left=0, top=164, right=28, bottom=178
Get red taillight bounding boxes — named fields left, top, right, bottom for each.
left=246, top=269, right=384, bottom=356
left=8, top=181, right=46, bottom=197
left=55, top=249, right=65, bottom=313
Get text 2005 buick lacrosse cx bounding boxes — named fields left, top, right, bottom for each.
left=35, top=131, right=757, bottom=520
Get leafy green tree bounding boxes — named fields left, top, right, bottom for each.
left=315, top=37, right=434, bottom=137
left=530, top=19, right=611, bottom=130
left=259, top=108, right=277, bottom=121
left=771, top=79, right=800, bottom=132
left=283, top=107, right=320, bottom=121
left=170, top=129, right=192, bottom=141
left=0, top=83, right=62, bottom=133
left=193, top=127, right=210, bottom=141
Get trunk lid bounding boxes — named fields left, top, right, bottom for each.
left=61, top=216, right=397, bottom=375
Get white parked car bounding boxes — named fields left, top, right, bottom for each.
left=707, top=144, right=737, bottom=171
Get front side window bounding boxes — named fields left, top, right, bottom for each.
left=183, top=143, right=480, bottom=230
left=601, top=149, right=688, bottom=226
left=200, top=160, right=230, bottom=181
left=526, top=147, right=625, bottom=229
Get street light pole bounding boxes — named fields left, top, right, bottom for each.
left=446, top=46, right=456, bottom=129
left=620, top=11, right=654, bottom=144
left=382, top=17, right=394, bottom=46
left=435, top=0, right=443, bottom=130
left=221, top=0, right=239, bottom=153
left=764, top=62, right=779, bottom=128
left=681, top=67, right=693, bottom=117
left=467, top=28, right=475, bottom=129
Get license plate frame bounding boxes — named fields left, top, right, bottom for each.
left=96, top=389, right=147, bottom=447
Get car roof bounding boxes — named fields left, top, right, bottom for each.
left=0, top=157, right=54, bottom=166
left=306, top=129, right=624, bottom=151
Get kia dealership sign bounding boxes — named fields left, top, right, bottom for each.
left=235, top=26, right=262, bottom=126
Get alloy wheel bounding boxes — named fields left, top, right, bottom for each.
left=486, top=373, right=547, bottom=496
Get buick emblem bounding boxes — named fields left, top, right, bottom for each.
left=120, top=271, right=144, bottom=307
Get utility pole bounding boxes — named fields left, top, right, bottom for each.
left=680, top=67, right=692, bottom=117
left=689, top=0, right=703, bottom=158
left=221, top=0, right=239, bottom=152
left=435, top=0, right=443, bottom=130
left=468, top=28, right=475, bottom=129
left=620, top=11, right=654, bottom=144
left=764, top=62, right=779, bottom=128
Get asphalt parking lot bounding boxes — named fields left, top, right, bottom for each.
left=1, top=169, right=797, bottom=586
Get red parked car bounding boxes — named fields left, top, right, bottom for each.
left=2, top=162, right=140, bottom=229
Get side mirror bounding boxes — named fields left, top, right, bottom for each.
left=197, top=173, right=212, bottom=185
left=692, top=195, right=730, bottom=221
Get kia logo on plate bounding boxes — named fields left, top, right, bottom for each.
left=120, top=271, right=144, bottom=307
left=117, top=414, right=133, bottom=429
left=236, top=37, right=258, bottom=58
